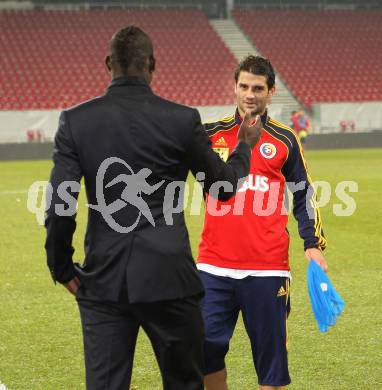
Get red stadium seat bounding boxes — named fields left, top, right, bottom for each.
left=232, top=9, right=382, bottom=105
left=0, top=9, right=238, bottom=110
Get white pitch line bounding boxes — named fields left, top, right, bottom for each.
left=0, top=184, right=86, bottom=196
left=0, top=190, right=29, bottom=195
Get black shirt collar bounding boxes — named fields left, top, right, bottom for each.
left=106, top=75, right=152, bottom=93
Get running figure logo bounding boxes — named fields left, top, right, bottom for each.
left=89, top=157, right=164, bottom=233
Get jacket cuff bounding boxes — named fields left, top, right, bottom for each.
left=235, top=141, right=252, bottom=155
left=49, top=264, right=76, bottom=284
left=304, top=241, right=324, bottom=251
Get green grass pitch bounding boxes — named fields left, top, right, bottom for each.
left=0, top=149, right=381, bottom=389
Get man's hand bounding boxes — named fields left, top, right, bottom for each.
left=63, top=276, right=81, bottom=296
left=237, top=110, right=263, bottom=149
left=305, top=248, right=328, bottom=272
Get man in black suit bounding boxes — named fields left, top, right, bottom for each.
left=45, top=26, right=262, bottom=390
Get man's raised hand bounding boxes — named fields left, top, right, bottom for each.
left=237, top=111, right=263, bottom=149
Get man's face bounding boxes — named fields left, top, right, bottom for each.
left=235, top=71, right=275, bottom=117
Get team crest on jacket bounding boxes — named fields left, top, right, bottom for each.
left=259, top=143, right=277, bottom=159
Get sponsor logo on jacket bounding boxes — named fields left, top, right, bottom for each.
left=238, top=174, right=270, bottom=193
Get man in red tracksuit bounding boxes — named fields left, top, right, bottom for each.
left=197, top=55, right=328, bottom=390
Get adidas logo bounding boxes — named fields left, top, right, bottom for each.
left=214, top=137, right=228, bottom=147
left=277, top=286, right=287, bottom=297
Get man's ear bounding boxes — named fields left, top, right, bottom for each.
left=267, top=86, right=276, bottom=104
left=149, top=55, right=156, bottom=73
left=105, top=55, right=112, bottom=72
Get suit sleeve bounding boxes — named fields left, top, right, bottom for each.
left=185, top=109, right=251, bottom=201
left=282, top=135, right=327, bottom=251
left=45, top=111, right=82, bottom=283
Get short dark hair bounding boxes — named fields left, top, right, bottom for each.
left=110, top=26, right=155, bottom=74
left=234, top=55, right=275, bottom=89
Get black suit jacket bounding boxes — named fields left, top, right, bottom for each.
left=45, top=76, right=251, bottom=303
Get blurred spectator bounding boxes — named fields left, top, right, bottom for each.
left=35, top=130, right=43, bottom=142
left=26, top=130, right=35, bottom=142
left=340, top=120, right=347, bottom=132
left=290, top=110, right=298, bottom=130
left=26, top=129, right=45, bottom=142
left=291, top=110, right=310, bottom=145
left=349, top=120, right=355, bottom=132
left=339, top=120, right=356, bottom=133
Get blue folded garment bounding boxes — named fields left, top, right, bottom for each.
left=307, top=260, right=345, bottom=332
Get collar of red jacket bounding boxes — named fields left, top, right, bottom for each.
left=235, top=108, right=268, bottom=127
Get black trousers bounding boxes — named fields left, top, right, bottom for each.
left=76, top=287, right=204, bottom=390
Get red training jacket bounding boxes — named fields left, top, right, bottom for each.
left=197, top=110, right=326, bottom=270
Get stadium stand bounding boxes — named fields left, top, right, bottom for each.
left=232, top=9, right=382, bottom=107
left=234, top=0, right=382, bottom=7
left=0, top=8, right=237, bottom=110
